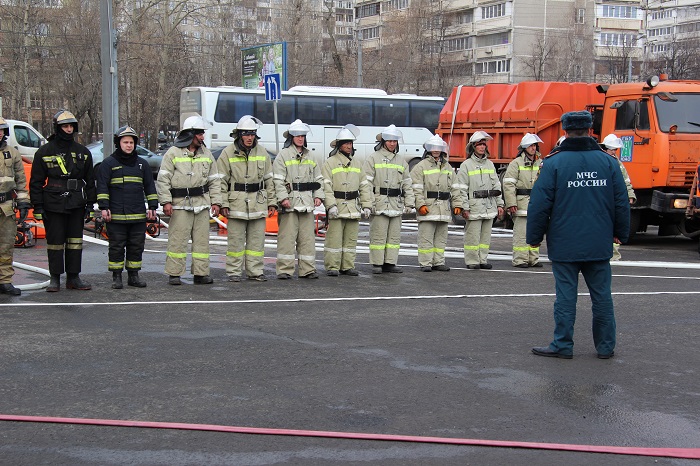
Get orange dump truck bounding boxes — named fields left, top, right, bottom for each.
left=436, top=77, right=700, bottom=239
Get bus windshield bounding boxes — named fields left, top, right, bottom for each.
left=655, top=93, right=700, bottom=133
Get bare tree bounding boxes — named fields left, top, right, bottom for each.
left=644, top=37, right=700, bottom=80
left=521, top=31, right=558, bottom=81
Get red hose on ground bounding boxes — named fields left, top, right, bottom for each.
left=0, top=414, right=698, bottom=459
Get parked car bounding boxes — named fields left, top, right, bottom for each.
left=86, top=141, right=163, bottom=178
left=4, top=119, right=46, bottom=160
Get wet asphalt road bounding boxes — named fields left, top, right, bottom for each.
left=0, top=220, right=699, bottom=465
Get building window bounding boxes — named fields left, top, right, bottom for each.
left=388, top=0, right=409, bottom=10
left=600, top=32, right=635, bottom=46
left=481, top=3, right=506, bottom=19
left=456, top=10, right=473, bottom=24
left=476, top=31, right=509, bottom=47
left=357, top=3, right=380, bottom=18
left=602, top=5, right=638, bottom=19
left=575, top=8, right=585, bottom=24
left=648, top=26, right=673, bottom=37
left=651, top=9, right=673, bottom=20
left=445, top=36, right=473, bottom=52
left=360, top=26, right=379, bottom=40
left=477, top=59, right=510, bottom=74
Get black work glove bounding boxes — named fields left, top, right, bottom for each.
left=18, top=208, right=29, bottom=223
left=32, top=205, right=44, bottom=221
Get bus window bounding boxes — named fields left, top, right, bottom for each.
left=336, top=98, right=372, bottom=126
left=254, top=95, right=296, bottom=124
left=297, top=96, right=335, bottom=125
left=375, top=100, right=409, bottom=126
left=410, top=100, right=443, bottom=131
left=215, top=93, right=254, bottom=123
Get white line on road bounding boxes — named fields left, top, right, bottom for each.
left=5, top=290, right=700, bottom=308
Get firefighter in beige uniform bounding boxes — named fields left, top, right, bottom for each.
left=218, top=115, right=277, bottom=282
left=503, top=133, right=544, bottom=268
left=322, top=125, right=373, bottom=276
left=272, top=119, right=323, bottom=279
left=600, top=134, right=636, bottom=261
left=157, top=116, right=222, bottom=285
left=410, top=134, right=463, bottom=272
left=455, top=131, right=505, bottom=269
left=362, top=125, right=415, bottom=274
left=0, top=117, right=30, bottom=295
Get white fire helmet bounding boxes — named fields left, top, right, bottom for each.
left=283, top=119, right=311, bottom=139
left=181, top=115, right=208, bottom=132
left=423, top=134, right=448, bottom=153
left=602, top=133, right=623, bottom=149
left=330, top=124, right=360, bottom=148
left=231, top=115, right=263, bottom=138
left=376, top=124, right=404, bottom=143
left=519, top=133, right=544, bottom=148
left=469, top=131, right=493, bottom=144
left=0, top=117, right=9, bottom=131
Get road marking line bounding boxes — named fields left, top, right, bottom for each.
left=5, top=290, right=700, bottom=308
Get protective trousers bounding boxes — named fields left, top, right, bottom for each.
left=512, top=215, right=539, bottom=266
left=276, top=211, right=317, bottom=276
left=0, top=214, right=16, bottom=283
left=369, top=214, right=401, bottom=266
left=464, top=218, right=492, bottom=266
left=549, top=260, right=616, bottom=356
left=324, top=218, right=358, bottom=272
left=106, top=222, right=147, bottom=271
left=43, top=208, right=85, bottom=275
left=226, top=217, right=266, bottom=278
left=417, top=221, right=447, bottom=267
left=165, top=209, right=210, bottom=277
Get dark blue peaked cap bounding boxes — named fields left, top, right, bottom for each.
left=561, top=111, right=593, bottom=130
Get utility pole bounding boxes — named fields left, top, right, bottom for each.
left=100, top=0, right=118, bottom=147
left=357, top=31, right=363, bottom=87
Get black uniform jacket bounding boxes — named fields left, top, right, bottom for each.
left=96, top=152, right=158, bottom=223
left=30, top=135, right=96, bottom=212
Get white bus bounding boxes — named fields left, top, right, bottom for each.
left=180, top=85, right=445, bottom=168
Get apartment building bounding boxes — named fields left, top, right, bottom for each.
left=354, top=0, right=699, bottom=85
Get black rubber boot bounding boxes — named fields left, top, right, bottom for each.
left=127, top=271, right=147, bottom=288
left=66, top=273, right=92, bottom=290
left=0, top=283, right=21, bottom=296
left=46, top=274, right=60, bottom=292
left=112, top=271, right=123, bottom=289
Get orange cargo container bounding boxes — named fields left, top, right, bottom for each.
left=438, top=77, right=700, bottom=240
left=437, top=81, right=604, bottom=167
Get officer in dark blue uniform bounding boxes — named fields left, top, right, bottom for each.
left=527, top=111, right=630, bottom=360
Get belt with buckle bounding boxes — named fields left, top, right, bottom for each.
left=333, top=190, right=359, bottom=200
left=378, top=187, right=403, bottom=197
left=291, top=182, right=321, bottom=191
left=426, top=191, right=450, bottom=200
left=232, top=182, right=263, bottom=192
left=0, top=190, right=15, bottom=203
left=170, top=185, right=209, bottom=197
left=472, top=189, right=501, bottom=199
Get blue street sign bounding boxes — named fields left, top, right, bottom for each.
left=265, top=73, right=281, bottom=101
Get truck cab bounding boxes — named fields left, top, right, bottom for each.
left=595, top=77, right=700, bottom=238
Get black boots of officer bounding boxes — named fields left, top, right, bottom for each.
left=0, top=283, right=21, bottom=296
left=112, top=271, right=123, bottom=289
left=66, top=273, right=91, bottom=290
left=46, top=274, right=60, bottom=292
left=127, top=271, right=147, bottom=288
